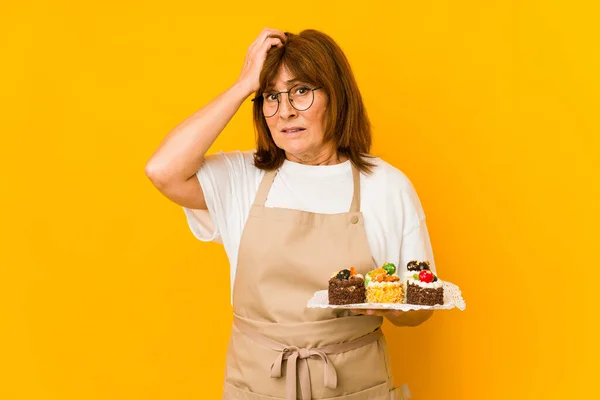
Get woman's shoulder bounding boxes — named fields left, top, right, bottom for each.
left=363, top=155, right=415, bottom=192
left=364, top=156, right=426, bottom=220
left=206, top=149, right=256, bottom=164
left=204, top=149, right=261, bottom=172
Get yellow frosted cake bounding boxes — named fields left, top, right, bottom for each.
left=365, top=263, right=404, bottom=303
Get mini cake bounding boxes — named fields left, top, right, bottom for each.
left=404, top=260, right=444, bottom=306
left=328, top=267, right=366, bottom=305
left=365, top=263, right=404, bottom=303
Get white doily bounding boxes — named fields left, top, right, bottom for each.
left=307, top=281, right=466, bottom=311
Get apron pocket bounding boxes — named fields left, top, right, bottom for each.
left=388, top=384, right=411, bottom=400
left=223, top=381, right=284, bottom=400
left=320, top=381, right=389, bottom=399
left=224, top=381, right=399, bottom=400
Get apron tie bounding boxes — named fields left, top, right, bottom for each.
left=234, top=316, right=382, bottom=400
left=270, top=346, right=338, bottom=400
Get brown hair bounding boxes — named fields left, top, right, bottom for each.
left=252, top=29, right=376, bottom=174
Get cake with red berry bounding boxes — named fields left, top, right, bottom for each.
left=404, top=260, right=444, bottom=306
left=365, top=263, right=404, bottom=303
left=328, top=267, right=366, bottom=305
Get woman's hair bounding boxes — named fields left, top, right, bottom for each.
left=252, top=29, right=376, bottom=173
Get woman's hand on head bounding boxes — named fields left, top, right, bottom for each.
left=236, top=27, right=286, bottom=97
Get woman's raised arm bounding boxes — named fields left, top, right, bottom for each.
left=144, top=28, right=286, bottom=209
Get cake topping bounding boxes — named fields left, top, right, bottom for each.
left=411, top=267, right=439, bottom=283
left=365, top=265, right=400, bottom=285
left=335, top=269, right=351, bottom=280
left=419, top=270, right=434, bottom=283
left=382, top=262, right=396, bottom=275
left=418, top=261, right=431, bottom=271
left=407, top=260, right=420, bottom=271
left=407, top=260, right=431, bottom=271
left=332, top=267, right=363, bottom=280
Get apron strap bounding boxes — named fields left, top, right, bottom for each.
left=349, top=163, right=361, bottom=213
left=254, top=169, right=278, bottom=207
left=254, top=161, right=361, bottom=212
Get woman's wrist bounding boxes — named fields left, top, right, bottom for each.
left=231, top=79, right=256, bottom=100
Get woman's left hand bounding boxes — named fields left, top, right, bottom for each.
left=349, top=309, right=406, bottom=317
left=349, top=308, right=433, bottom=327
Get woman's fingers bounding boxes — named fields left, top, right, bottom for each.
left=237, top=29, right=286, bottom=95
left=255, top=27, right=286, bottom=47
left=252, top=35, right=285, bottom=61
left=248, top=28, right=285, bottom=54
left=351, top=309, right=406, bottom=317
left=258, top=37, right=284, bottom=54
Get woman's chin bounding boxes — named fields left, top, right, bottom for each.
left=276, top=140, right=311, bottom=157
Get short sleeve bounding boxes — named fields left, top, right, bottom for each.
left=182, top=150, right=259, bottom=250
left=393, top=172, right=437, bottom=274
left=182, top=208, right=221, bottom=243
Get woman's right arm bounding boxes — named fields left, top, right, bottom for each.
left=144, top=82, right=252, bottom=210
left=144, top=28, right=286, bottom=210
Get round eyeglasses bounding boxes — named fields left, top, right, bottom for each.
left=251, top=84, right=323, bottom=118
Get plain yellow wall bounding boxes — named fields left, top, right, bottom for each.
left=2, top=1, right=598, bottom=399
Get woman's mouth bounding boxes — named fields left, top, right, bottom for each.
left=281, top=127, right=306, bottom=134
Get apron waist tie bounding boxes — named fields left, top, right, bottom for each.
left=233, top=316, right=383, bottom=400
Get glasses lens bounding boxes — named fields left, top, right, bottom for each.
left=289, top=84, right=314, bottom=111
left=262, top=92, right=279, bottom=117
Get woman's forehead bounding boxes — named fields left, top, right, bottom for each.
left=267, top=64, right=308, bottom=88
left=268, top=77, right=302, bottom=89
left=268, top=66, right=294, bottom=85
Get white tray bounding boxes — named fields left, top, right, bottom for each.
left=307, top=281, right=466, bottom=311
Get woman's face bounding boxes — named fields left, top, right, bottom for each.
left=264, top=65, right=330, bottom=162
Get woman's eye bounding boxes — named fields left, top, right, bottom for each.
left=266, top=94, right=278, bottom=101
left=295, top=86, right=309, bottom=95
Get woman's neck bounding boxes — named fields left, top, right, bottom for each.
left=285, top=146, right=347, bottom=166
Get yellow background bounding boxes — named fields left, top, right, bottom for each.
left=2, top=1, right=598, bottom=399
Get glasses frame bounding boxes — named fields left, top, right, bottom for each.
left=251, top=84, right=323, bottom=117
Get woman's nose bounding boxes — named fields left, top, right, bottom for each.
left=278, top=94, right=296, bottom=118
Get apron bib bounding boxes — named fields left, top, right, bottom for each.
left=223, top=163, right=407, bottom=400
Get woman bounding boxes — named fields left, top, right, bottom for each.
left=146, top=28, right=436, bottom=400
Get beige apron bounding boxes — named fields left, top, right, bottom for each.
left=223, top=163, right=408, bottom=400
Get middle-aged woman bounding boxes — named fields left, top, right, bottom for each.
left=146, top=27, right=437, bottom=400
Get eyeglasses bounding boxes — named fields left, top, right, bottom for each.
left=251, top=84, right=323, bottom=118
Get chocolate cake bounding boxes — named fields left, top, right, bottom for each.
left=403, top=260, right=444, bottom=306
left=406, top=282, right=445, bottom=305
left=328, top=268, right=366, bottom=305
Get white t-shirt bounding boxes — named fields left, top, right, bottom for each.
left=182, top=150, right=437, bottom=297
